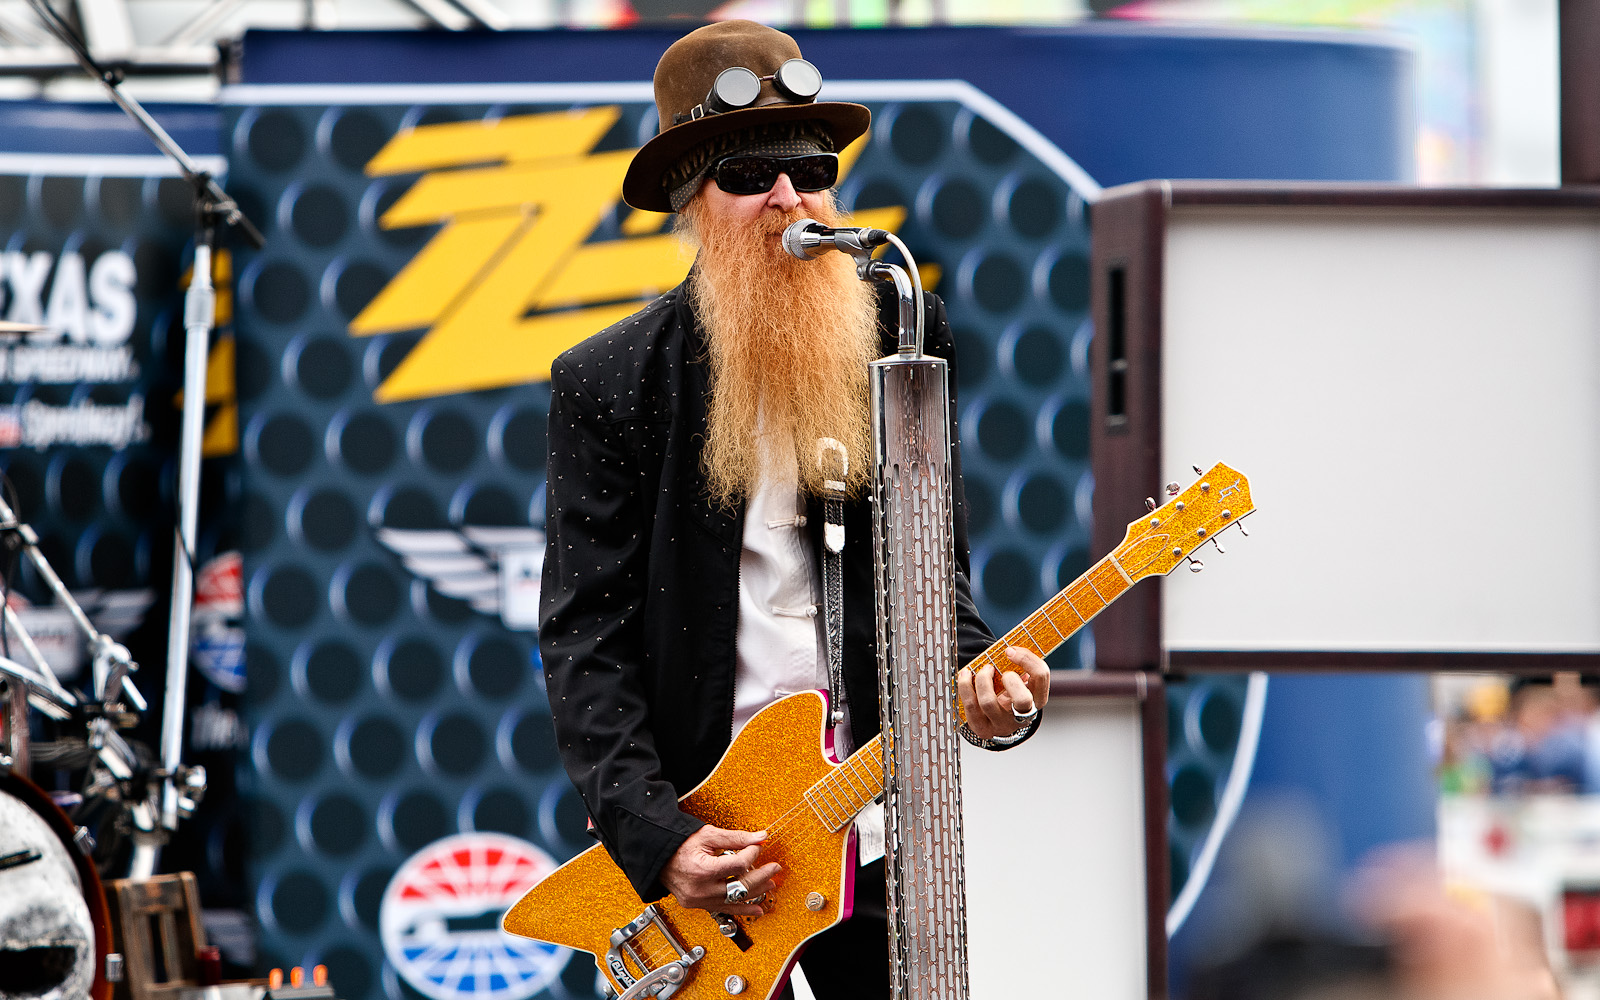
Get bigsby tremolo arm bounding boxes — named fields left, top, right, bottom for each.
left=605, top=905, right=705, bottom=1000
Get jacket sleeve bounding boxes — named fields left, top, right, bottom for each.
left=927, top=293, right=1043, bottom=751
left=540, top=355, right=704, bottom=902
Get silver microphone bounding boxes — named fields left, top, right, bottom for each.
left=782, top=218, right=892, bottom=261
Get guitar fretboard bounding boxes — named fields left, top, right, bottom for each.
left=803, top=737, right=883, bottom=831
left=801, top=553, right=1133, bottom=832
left=964, top=554, right=1131, bottom=672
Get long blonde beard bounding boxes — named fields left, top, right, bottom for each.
left=678, top=194, right=880, bottom=506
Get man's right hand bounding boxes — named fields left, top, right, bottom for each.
left=661, top=824, right=780, bottom=918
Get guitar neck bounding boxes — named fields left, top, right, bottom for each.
left=802, top=552, right=1133, bottom=832
left=965, top=552, right=1130, bottom=672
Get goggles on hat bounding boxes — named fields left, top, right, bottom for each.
left=711, top=152, right=839, bottom=196
left=674, top=59, right=824, bottom=125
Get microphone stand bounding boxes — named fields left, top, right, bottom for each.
left=23, top=0, right=264, bottom=878
left=785, top=220, right=969, bottom=999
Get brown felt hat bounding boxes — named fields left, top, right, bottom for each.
left=622, top=20, right=871, bottom=213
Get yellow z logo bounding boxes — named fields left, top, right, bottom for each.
left=352, top=106, right=904, bottom=403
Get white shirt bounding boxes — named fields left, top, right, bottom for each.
left=731, top=460, right=878, bottom=860
left=730, top=471, right=829, bottom=737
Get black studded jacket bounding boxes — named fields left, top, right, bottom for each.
left=540, top=278, right=1000, bottom=903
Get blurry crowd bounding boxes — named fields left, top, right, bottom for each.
left=1437, top=673, right=1598, bottom=796
left=1183, top=802, right=1561, bottom=1000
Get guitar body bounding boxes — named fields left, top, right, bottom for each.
left=503, top=691, right=854, bottom=1000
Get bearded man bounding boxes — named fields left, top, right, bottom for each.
left=540, top=20, right=1050, bottom=997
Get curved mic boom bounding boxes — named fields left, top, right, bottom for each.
left=781, top=218, right=892, bottom=260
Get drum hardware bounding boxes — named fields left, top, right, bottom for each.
left=0, top=487, right=212, bottom=1000
left=0, top=488, right=208, bottom=877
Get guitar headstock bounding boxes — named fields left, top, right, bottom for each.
left=1112, top=462, right=1254, bottom=581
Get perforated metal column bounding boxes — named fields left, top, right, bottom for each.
left=873, top=356, right=968, bottom=1000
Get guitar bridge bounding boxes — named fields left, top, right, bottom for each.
left=606, top=904, right=705, bottom=1000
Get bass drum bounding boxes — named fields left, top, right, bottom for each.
left=0, top=769, right=112, bottom=1000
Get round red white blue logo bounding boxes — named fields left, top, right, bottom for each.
left=380, top=832, right=570, bottom=1000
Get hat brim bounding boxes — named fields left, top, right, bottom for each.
left=621, top=101, right=872, bottom=214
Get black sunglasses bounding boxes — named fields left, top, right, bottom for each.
left=712, top=153, right=839, bottom=196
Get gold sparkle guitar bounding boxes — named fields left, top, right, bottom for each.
left=502, top=463, right=1255, bottom=1000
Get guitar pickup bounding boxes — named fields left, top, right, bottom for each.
left=606, top=905, right=705, bottom=999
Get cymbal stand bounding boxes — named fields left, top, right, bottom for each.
left=23, top=0, right=261, bottom=877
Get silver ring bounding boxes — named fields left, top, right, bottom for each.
left=1011, top=704, right=1039, bottom=725
left=725, top=879, right=749, bottom=904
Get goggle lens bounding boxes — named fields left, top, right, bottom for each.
left=676, top=59, right=825, bottom=124
left=713, top=153, right=839, bottom=196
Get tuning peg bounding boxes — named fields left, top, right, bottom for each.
left=1165, top=482, right=1180, bottom=496
left=1238, top=522, right=1249, bottom=537
left=1144, top=497, right=1157, bottom=511
left=1188, top=558, right=1204, bottom=573
left=1193, top=465, right=1203, bottom=476
left=1211, top=537, right=1226, bottom=555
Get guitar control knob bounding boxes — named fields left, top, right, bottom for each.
left=726, top=975, right=747, bottom=994
left=806, top=892, right=825, bottom=911
left=715, top=915, right=739, bottom=938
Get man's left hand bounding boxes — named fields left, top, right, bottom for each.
left=956, top=647, right=1050, bottom=741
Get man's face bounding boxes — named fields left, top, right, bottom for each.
left=677, top=162, right=878, bottom=503
left=694, top=169, right=835, bottom=244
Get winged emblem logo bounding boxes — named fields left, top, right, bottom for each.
left=375, top=526, right=545, bottom=631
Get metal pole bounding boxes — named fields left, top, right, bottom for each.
left=867, top=240, right=968, bottom=1000
left=148, top=233, right=213, bottom=860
